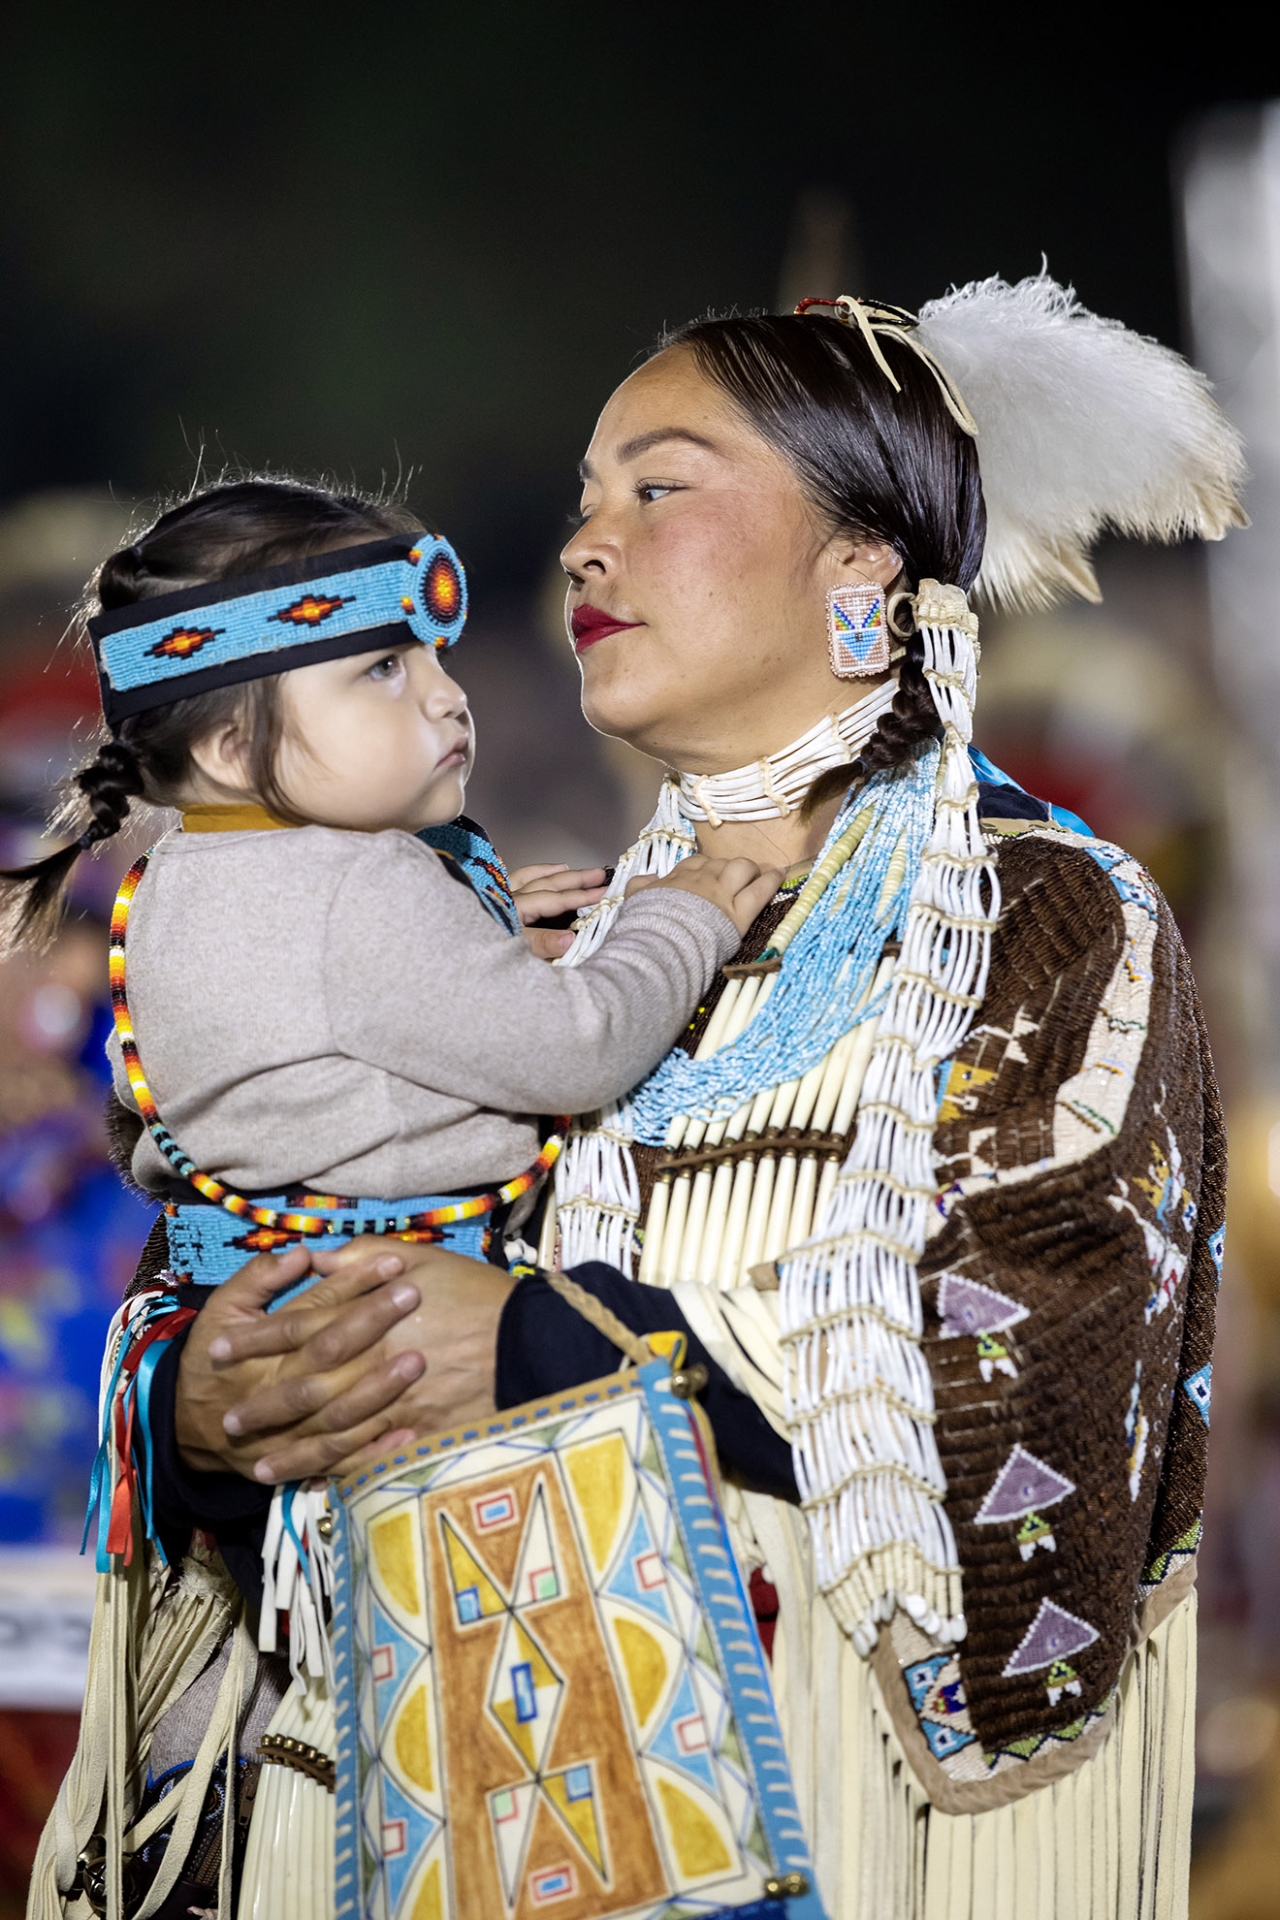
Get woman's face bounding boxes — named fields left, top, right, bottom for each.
left=561, top=345, right=900, bottom=773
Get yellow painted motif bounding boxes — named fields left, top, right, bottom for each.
left=656, top=1779, right=733, bottom=1878
left=613, top=1617, right=669, bottom=1727
left=370, top=1510, right=422, bottom=1619
left=938, top=1059, right=997, bottom=1123
left=490, top=1619, right=558, bottom=1768
left=563, top=1434, right=628, bottom=1572
left=393, top=1684, right=434, bottom=1793
left=409, top=1857, right=442, bottom=1920
left=545, top=1769, right=607, bottom=1876
left=644, top=1329, right=687, bottom=1368
left=440, top=1515, right=505, bottom=1620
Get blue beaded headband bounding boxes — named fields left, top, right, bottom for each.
left=87, top=533, right=467, bottom=731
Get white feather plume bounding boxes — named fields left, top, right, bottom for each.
left=914, top=272, right=1247, bottom=610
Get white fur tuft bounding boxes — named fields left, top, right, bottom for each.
left=915, top=272, right=1247, bottom=610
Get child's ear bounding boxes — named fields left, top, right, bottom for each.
left=189, top=719, right=256, bottom=797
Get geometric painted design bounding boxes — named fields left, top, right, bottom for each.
left=530, top=1862, right=576, bottom=1903
left=378, top=1772, right=441, bottom=1913
left=1182, top=1362, right=1212, bottom=1426
left=334, top=1369, right=827, bottom=1920
left=974, top=1446, right=1075, bottom=1524
left=603, top=1504, right=674, bottom=1628
left=1002, top=1599, right=1100, bottom=1678
left=647, top=1666, right=717, bottom=1794
left=936, top=1273, right=1030, bottom=1340
left=472, top=1488, right=519, bottom=1533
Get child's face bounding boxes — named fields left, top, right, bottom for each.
left=275, top=640, right=474, bottom=831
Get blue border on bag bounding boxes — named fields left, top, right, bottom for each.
left=330, top=1361, right=827, bottom=1920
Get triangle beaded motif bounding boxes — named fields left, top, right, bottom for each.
left=827, top=582, right=891, bottom=678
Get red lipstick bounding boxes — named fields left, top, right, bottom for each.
left=570, top=604, right=643, bottom=653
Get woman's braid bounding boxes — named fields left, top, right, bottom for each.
left=803, top=631, right=941, bottom=816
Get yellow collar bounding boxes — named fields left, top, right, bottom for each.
left=181, top=803, right=295, bottom=834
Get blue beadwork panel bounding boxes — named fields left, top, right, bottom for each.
left=331, top=1363, right=826, bottom=1920
left=97, top=536, right=467, bottom=695
left=165, top=1195, right=491, bottom=1294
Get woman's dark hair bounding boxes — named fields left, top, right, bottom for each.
left=1, top=477, right=421, bottom=951
left=655, top=312, right=986, bottom=813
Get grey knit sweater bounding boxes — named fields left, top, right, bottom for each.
left=107, top=825, right=736, bottom=1199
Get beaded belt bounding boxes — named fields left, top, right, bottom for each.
left=164, top=1190, right=497, bottom=1291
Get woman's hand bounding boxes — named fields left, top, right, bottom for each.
left=174, top=1246, right=429, bottom=1480
left=510, top=862, right=608, bottom=960
left=203, top=1243, right=516, bottom=1483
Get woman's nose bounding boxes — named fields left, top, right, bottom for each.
left=560, top=517, right=613, bottom=582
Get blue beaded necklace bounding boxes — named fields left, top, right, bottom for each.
left=624, top=745, right=939, bottom=1144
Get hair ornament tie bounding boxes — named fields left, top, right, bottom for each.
left=795, top=294, right=980, bottom=438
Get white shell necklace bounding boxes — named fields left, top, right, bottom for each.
left=677, top=677, right=898, bottom=825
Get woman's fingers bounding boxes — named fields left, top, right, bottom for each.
left=253, top=1416, right=416, bottom=1486
left=329, top=1427, right=419, bottom=1479
left=208, top=1276, right=420, bottom=1365
left=228, top=1347, right=426, bottom=1444
left=211, top=1245, right=315, bottom=1313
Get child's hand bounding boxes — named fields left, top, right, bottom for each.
left=511, top=862, right=609, bottom=962
left=510, top=863, right=609, bottom=924
left=626, top=854, right=782, bottom=937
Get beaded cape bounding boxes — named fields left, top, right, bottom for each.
left=553, top=796, right=1220, bottom=1808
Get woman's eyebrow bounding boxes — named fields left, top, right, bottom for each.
left=578, top=426, right=720, bottom=480
left=617, top=426, right=719, bottom=462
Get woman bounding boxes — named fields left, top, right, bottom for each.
left=41, top=278, right=1241, bottom=1920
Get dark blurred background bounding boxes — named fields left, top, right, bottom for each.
left=3, top=6, right=1280, bottom=1912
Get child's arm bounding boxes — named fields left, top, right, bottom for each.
left=325, top=835, right=777, bottom=1117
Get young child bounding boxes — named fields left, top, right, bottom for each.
left=3, top=478, right=775, bottom=1289
left=12, top=477, right=782, bottom=1920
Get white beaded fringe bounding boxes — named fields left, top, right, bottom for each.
left=556, top=600, right=999, bottom=1659
left=780, top=609, right=999, bottom=1654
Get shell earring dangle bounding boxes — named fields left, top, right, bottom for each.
left=827, top=578, right=892, bottom=678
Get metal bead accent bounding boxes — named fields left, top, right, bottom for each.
left=669, top=1363, right=709, bottom=1399
left=75, top=1836, right=108, bottom=1914
left=764, top=1871, right=811, bottom=1898
left=316, top=1508, right=334, bottom=1540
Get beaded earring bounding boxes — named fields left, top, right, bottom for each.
left=827, top=580, right=892, bottom=678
